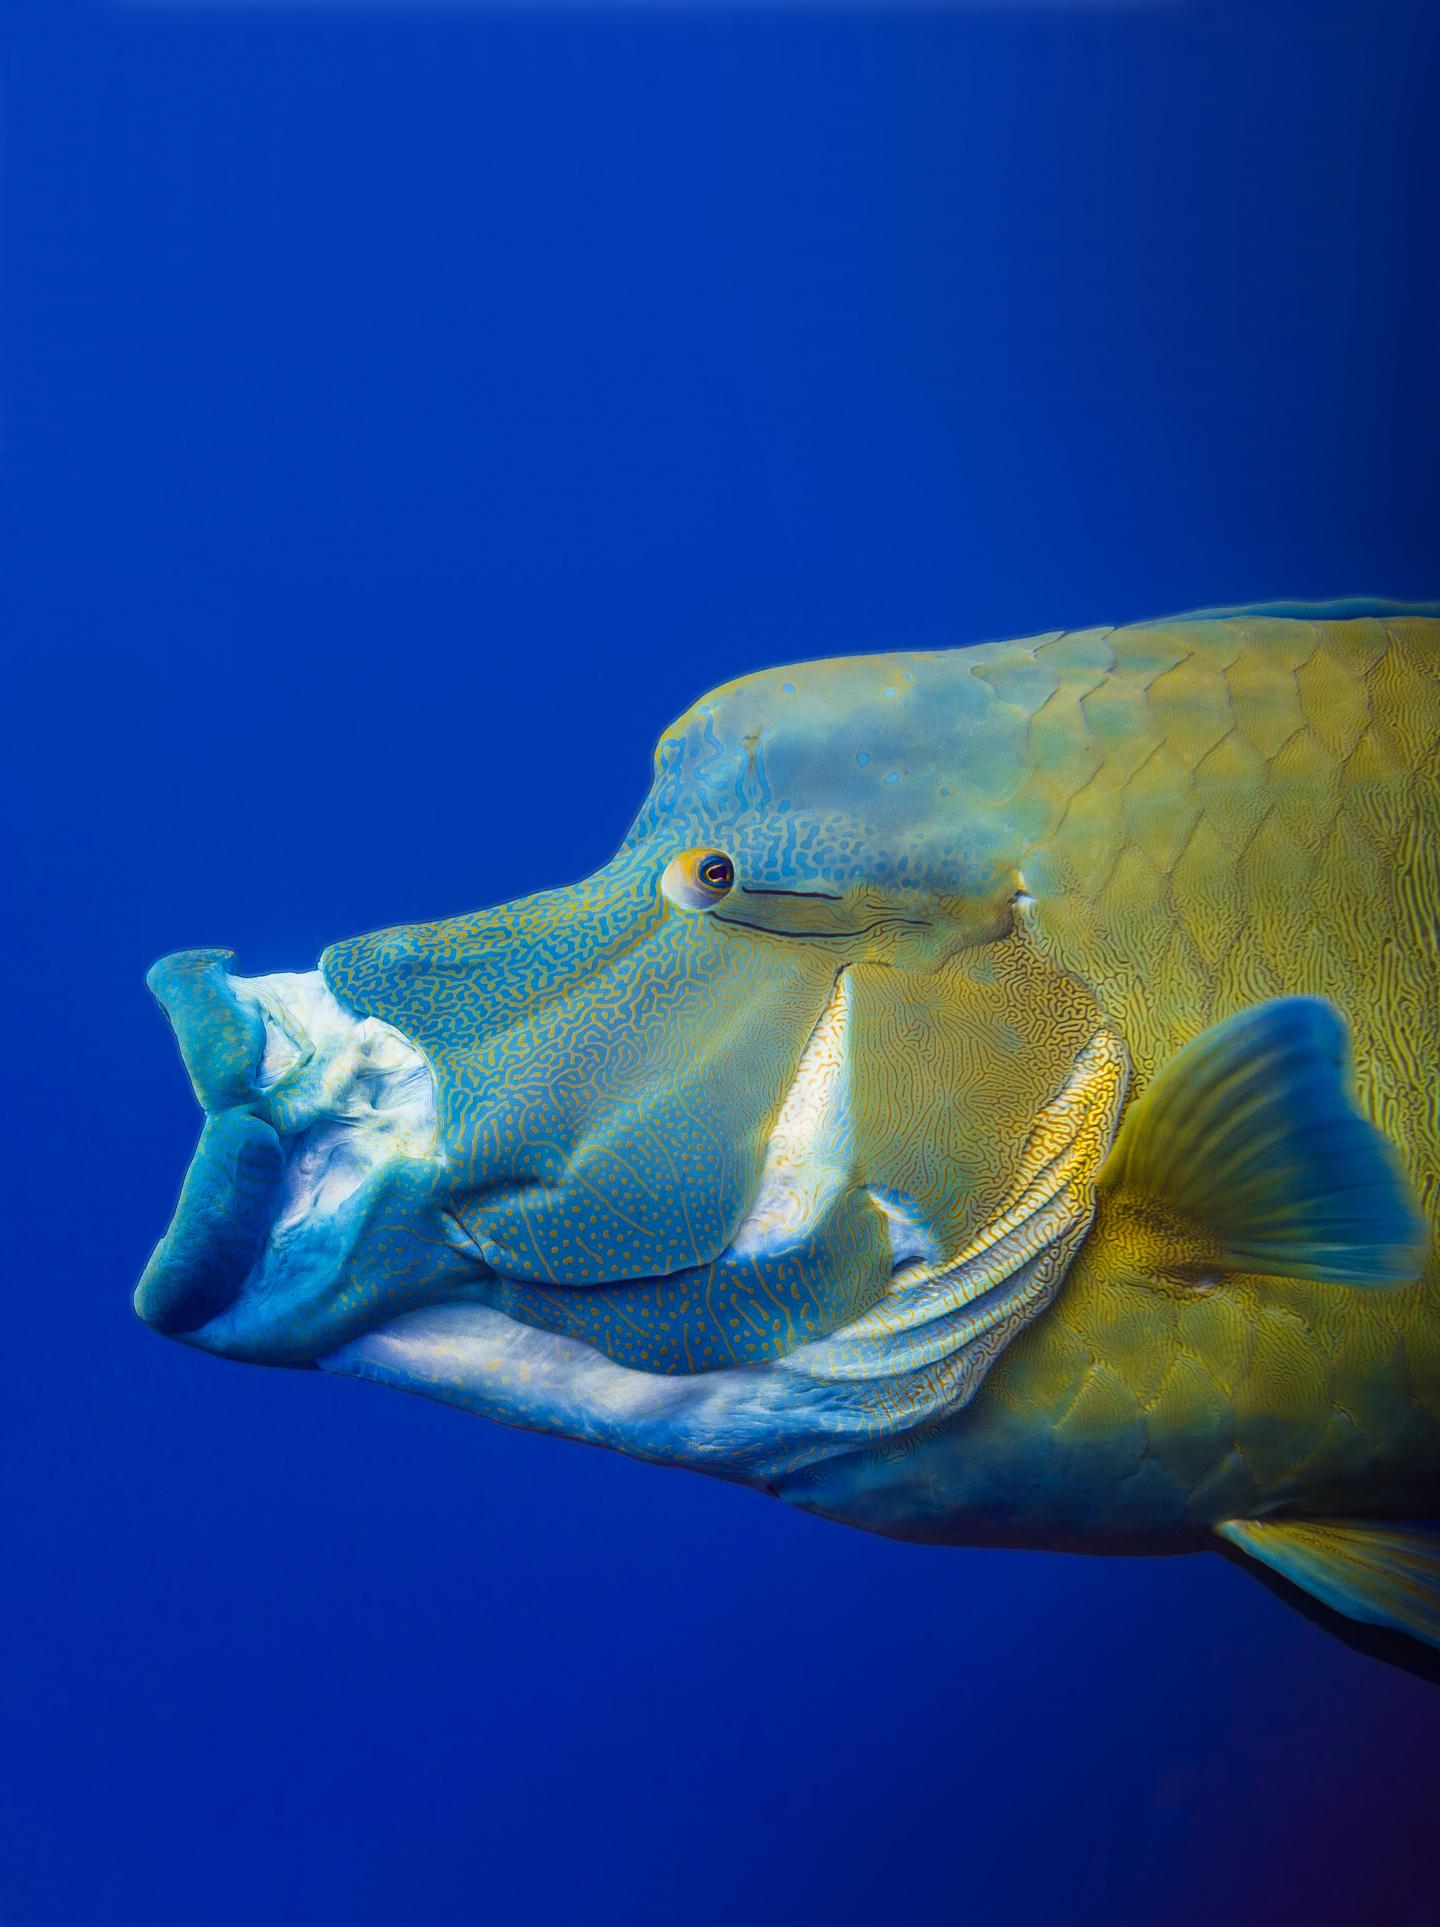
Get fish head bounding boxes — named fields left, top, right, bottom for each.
left=137, top=649, right=1110, bottom=1383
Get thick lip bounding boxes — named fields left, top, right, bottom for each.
left=134, top=1110, right=286, bottom=1335
left=137, top=948, right=453, bottom=1356
left=136, top=950, right=281, bottom=1334
left=145, top=949, right=268, bottom=1112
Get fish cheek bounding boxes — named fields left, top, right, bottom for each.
left=435, top=924, right=839, bottom=1291
left=846, top=938, right=1109, bottom=1254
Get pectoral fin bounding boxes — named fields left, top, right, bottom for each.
left=1101, top=998, right=1424, bottom=1289
left=1218, top=1517, right=1440, bottom=1653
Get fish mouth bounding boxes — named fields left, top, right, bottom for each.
left=136, top=949, right=441, bottom=1346
left=136, top=950, right=921, bottom=1376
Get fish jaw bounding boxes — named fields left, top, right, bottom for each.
left=321, top=1024, right=1129, bottom=1489
left=134, top=939, right=877, bottom=1372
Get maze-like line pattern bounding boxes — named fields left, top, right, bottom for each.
left=323, top=612, right=1438, bottom=1540
left=969, top=615, right=1440, bottom=1536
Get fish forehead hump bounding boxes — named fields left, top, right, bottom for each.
left=626, top=634, right=1119, bottom=896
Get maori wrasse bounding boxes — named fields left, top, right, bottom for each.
left=137, top=602, right=1440, bottom=1675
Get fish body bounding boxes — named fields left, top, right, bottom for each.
left=137, top=604, right=1440, bottom=1668
left=784, top=607, right=1440, bottom=1554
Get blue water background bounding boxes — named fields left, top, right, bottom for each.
left=5, top=4, right=1438, bottom=1923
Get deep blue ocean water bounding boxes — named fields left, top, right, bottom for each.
left=4, top=4, right=1437, bottom=1924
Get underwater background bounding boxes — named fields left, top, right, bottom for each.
left=4, top=3, right=1437, bottom=1924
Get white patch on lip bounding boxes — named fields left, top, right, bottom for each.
left=233, top=970, right=438, bottom=1232
left=727, top=970, right=854, bottom=1261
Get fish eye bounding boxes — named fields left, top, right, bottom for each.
left=662, top=848, right=736, bottom=912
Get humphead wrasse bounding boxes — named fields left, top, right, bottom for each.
left=138, top=602, right=1440, bottom=1674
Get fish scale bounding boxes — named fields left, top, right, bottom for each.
left=949, top=614, right=1440, bottom=1539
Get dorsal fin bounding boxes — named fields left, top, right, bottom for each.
left=1100, top=998, right=1424, bottom=1288
left=1173, top=596, right=1440, bottom=623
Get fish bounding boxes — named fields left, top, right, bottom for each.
left=137, top=600, right=1440, bottom=1676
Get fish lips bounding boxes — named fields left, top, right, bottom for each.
left=136, top=948, right=457, bottom=1357
left=136, top=951, right=283, bottom=1335
left=136, top=1109, right=286, bottom=1336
